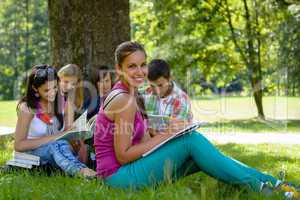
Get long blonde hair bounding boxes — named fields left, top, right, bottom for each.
left=58, top=64, right=84, bottom=109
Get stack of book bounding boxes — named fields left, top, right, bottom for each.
left=6, top=151, right=40, bottom=169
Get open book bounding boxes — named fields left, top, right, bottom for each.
left=142, top=121, right=206, bottom=157
left=55, top=111, right=95, bottom=141
left=147, top=114, right=171, bottom=131
left=6, top=151, right=40, bottom=169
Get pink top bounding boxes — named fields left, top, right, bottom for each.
left=94, top=81, right=147, bottom=178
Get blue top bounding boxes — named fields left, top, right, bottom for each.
left=83, top=96, right=104, bottom=120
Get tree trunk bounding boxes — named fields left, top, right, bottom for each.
left=225, top=0, right=265, bottom=119
left=24, top=0, right=30, bottom=71
left=243, top=0, right=265, bottom=119
left=48, top=0, right=130, bottom=79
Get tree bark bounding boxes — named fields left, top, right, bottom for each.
left=24, top=0, right=31, bottom=71
left=243, top=0, right=265, bottom=119
left=225, top=0, right=265, bottom=119
left=48, top=0, right=130, bottom=79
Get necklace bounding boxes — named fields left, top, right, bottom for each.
left=36, top=102, right=53, bottom=125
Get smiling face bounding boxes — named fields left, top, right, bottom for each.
left=117, top=50, right=147, bottom=88
left=59, top=75, right=79, bottom=95
left=35, top=80, right=58, bottom=102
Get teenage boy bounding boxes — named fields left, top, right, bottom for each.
left=143, top=59, right=193, bottom=133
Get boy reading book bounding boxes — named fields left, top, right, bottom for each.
left=142, top=59, right=193, bottom=133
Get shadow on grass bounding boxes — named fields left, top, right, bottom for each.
left=204, top=119, right=300, bottom=133
left=217, top=143, right=300, bottom=182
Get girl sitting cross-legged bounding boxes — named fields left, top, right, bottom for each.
left=14, top=64, right=96, bottom=178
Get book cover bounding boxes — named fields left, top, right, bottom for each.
left=147, top=114, right=172, bottom=131
left=6, top=160, right=33, bottom=169
left=13, top=151, right=40, bottom=162
left=6, top=151, right=40, bottom=169
left=9, top=158, right=39, bottom=166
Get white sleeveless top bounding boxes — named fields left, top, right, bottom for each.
left=27, top=114, right=62, bottom=139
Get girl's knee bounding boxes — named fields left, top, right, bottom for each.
left=56, top=139, right=69, bottom=145
left=187, top=130, right=204, bottom=139
left=185, top=131, right=209, bottom=145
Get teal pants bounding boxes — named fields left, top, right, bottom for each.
left=105, top=131, right=277, bottom=192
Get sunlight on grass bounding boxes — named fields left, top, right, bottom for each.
left=192, top=96, right=300, bottom=122
left=0, top=101, right=17, bottom=127
left=192, top=96, right=300, bottom=133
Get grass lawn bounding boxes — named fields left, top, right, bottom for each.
left=192, top=96, right=300, bottom=133
left=192, top=96, right=300, bottom=121
left=0, top=101, right=17, bottom=128
left=0, top=136, right=299, bottom=200
left=0, top=96, right=299, bottom=199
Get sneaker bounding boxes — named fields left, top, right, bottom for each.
left=261, top=182, right=274, bottom=196
left=277, top=182, right=300, bottom=199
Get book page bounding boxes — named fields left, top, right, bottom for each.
left=142, top=122, right=205, bottom=157
left=56, top=111, right=91, bottom=140
left=73, top=111, right=88, bottom=132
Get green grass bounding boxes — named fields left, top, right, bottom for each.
left=1, top=139, right=299, bottom=200
left=192, top=96, right=300, bottom=133
left=0, top=101, right=17, bottom=127
left=1, top=97, right=299, bottom=199
left=192, top=96, right=300, bottom=121
left=201, top=119, right=300, bottom=133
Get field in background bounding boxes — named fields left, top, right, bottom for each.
left=191, top=96, right=300, bottom=122
left=0, top=97, right=299, bottom=133
left=0, top=101, right=17, bottom=127
left=191, top=96, right=300, bottom=133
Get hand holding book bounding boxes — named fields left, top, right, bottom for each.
left=143, top=121, right=206, bottom=157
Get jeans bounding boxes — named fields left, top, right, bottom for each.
left=28, top=139, right=87, bottom=176
left=105, top=131, right=277, bottom=192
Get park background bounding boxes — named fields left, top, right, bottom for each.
left=0, top=0, right=299, bottom=199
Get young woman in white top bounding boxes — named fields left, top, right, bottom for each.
left=14, top=64, right=95, bottom=177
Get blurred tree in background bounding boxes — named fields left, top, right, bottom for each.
left=131, top=0, right=300, bottom=118
left=0, top=0, right=299, bottom=118
left=0, top=0, right=49, bottom=100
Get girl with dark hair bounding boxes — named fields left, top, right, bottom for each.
left=14, top=64, right=96, bottom=177
left=84, top=65, right=114, bottom=120
left=82, top=65, right=115, bottom=169
left=93, top=42, right=299, bottom=198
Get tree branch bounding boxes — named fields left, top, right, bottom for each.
left=224, top=0, right=248, bottom=65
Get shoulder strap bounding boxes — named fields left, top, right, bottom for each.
left=103, top=89, right=128, bottom=110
